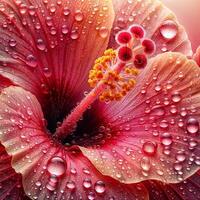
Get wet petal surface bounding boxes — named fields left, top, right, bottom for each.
left=0, top=0, right=114, bottom=132
left=0, top=144, right=29, bottom=200
left=81, top=52, right=200, bottom=184
left=145, top=170, right=200, bottom=200
left=110, top=0, right=192, bottom=56
left=0, top=86, right=148, bottom=200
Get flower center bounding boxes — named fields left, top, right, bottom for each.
left=54, top=24, right=156, bottom=143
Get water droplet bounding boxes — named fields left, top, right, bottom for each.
left=142, top=141, right=157, bottom=156
left=36, top=39, right=46, bottom=51
left=26, top=54, right=37, bottom=68
left=19, top=4, right=27, bottom=14
left=161, top=132, right=172, bottom=146
left=140, top=157, right=151, bottom=171
left=63, top=7, right=70, bottom=16
left=99, top=27, right=109, bottom=38
left=88, top=192, right=95, bottom=200
left=61, top=25, right=69, bottom=34
left=9, top=39, right=17, bottom=47
left=176, top=152, right=186, bottom=162
left=74, top=10, right=84, bottom=22
left=159, top=20, right=178, bottom=40
left=172, top=92, right=181, bottom=103
left=35, top=181, right=41, bottom=187
left=66, top=181, right=76, bottom=190
left=187, top=118, right=199, bottom=134
left=47, top=156, right=66, bottom=177
left=70, top=30, right=79, bottom=40
left=94, top=181, right=106, bottom=194
left=83, top=178, right=92, bottom=189
left=174, top=163, right=183, bottom=171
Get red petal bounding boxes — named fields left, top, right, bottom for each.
left=145, top=170, right=200, bottom=200
left=0, top=0, right=114, bottom=106
left=110, top=0, right=192, bottom=56
left=0, top=144, right=29, bottom=199
left=81, top=52, right=200, bottom=184
left=193, top=46, right=200, bottom=66
left=0, top=86, right=148, bottom=200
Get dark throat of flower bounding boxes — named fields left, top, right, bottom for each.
left=54, top=24, right=156, bottom=141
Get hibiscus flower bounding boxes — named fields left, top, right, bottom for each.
left=0, top=0, right=199, bottom=199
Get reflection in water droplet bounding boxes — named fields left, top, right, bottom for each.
left=74, top=10, right=84, bottom=22
left=161, top=132, right=172, bottom=146
left=140, top=157, right=151, bottom=171
left=160, top=20, right=178, bottom=40
left=99, top=27, right=109, bottom=38
left=142, top=141, right=157, bottom=156
left=66, top=181, right=76, bottom=190
left=83, top=178, right=92, bottom=189
left=36, top=39, right=46, bottom=51
left=47, top=156, right=66, bottom=177
left=187, top=118, right=199, bottom=134
left=94, top=181, right=106, bottom=194
left=26, top=54, right=37, bottom=68
left=172, top=92, right=181, bottom=103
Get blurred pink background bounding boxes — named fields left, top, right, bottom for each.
left=161, top=0, right=200, bottom=52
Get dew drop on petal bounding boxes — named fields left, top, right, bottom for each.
left=142, top=141, right=157, bottom=156
left=74, top=10, right=84, bottom=22
left=83, top=178, right=92, bottom=189
left=159, top=20, right=178, bottom=40
left=66, top=181, right=76, bottom=190
left=36, top=39, right=46, bottom=51
left=140, top=157, right=151, bottom=171
left=186, top=118, right=199, bottom=134
left=70, top=30, right=79, bottom=40
left=88, top=192, right=95, bottom=200
left=172, top=92, right=181, bottom=103
left=99, top=27, right=109, bottom=38
left=9, top=39, right=17, bottom=47
left=26, top=54, right=37, bottom=68
left=47, top=156, right=66, bottom=177
left=94, top=181, right=106, bottom=194
left=161, top=132, right=173, bottom=146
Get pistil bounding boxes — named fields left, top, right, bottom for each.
left=54, top=24, right=155, bottom=141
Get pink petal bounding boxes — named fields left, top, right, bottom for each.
left=0, top=86, right=148, bottom=200
left=193, top=46, right=200, bottom=66
left=145, top=170, right=200, bottom=200
left=81, top=52, right=200, bottom=184
left=0, top=144, right=29, bottom=199
left=0, top=0, right=114, bottom=111
left=110, top=0, right=192, bottom=56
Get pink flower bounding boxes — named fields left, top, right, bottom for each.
left=0, top=0, right=199, bottom=199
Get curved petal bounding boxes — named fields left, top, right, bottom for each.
left=0, top=0, right=114, bottom=118
left=81, top=52, right=200, bottom=184
left=0, top=86, right=148, bottom=200
left=0, top=144, right=29, bottom=200
left=145, top=170, right=200, bottom=200
left=193, top=46, right=200, bottom=66
left=109, top=0, right=192, bottom=56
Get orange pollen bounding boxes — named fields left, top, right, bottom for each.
left=88, top=48, right=140, bottom=102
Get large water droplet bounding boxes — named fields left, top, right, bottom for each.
left=159, top=20, right=178, bottom=40
left=83, top=178, right=92, bottom=189
left=66, top=181, right=76, bottom=190
left=94, top=181, right=106, bottom=194
left=172, top=92, right=181, bottom=103
left=47, top=156, right=66, bottom=177
left=74, top=10, right=84, bottom=22
left=186, top=118, right=199, bottom=134
left=161, top=132, right=172, bottom=146
left=99, top=27, right=109, bottom=38
left=142, top=141, right=157, bottom=156
left=9, top=39, right=17, bottom=47
left=36, top=39, right=46, bottom=51
left=140, top=157, right=151, bottom=171
left=26, top=54, right=37, bottom=68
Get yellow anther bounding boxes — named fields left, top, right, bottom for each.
left=88, top=48, right=140, bottom=102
